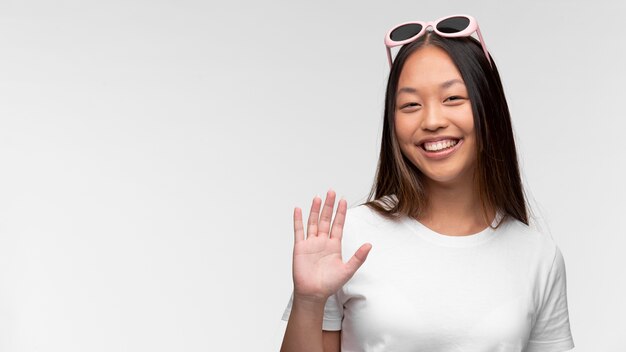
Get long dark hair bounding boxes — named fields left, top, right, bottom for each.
left=359, top=32, right=530, bottom=228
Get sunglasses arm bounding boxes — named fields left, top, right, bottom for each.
left=476, top=27, right=493, bottom=68
left=386, top=46, right=393, bottom=67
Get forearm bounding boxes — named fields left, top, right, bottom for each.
left=280, top=297, right=326, bottom=352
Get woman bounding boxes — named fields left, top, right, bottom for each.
left=280, top=15, right=574, bottom=352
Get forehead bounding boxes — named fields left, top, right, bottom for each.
left=397, top=45, right=464, bottom=89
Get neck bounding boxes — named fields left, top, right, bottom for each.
left=418, top=171, right=496, bottom=236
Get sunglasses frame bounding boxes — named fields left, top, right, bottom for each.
left=384, top=14, right=492, bottom=68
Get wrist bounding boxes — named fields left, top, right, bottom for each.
left=292, top=294, right=327, bottom=312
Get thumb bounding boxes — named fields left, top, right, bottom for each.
left=344, top=243, right=372, bottom=276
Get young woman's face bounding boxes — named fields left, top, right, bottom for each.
left=394, top=45, right=477, bottom=187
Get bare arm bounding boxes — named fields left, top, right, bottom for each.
left=279, top=299, right=341, bottom=352
left=323, top=331, right=341, bottom=352
left=280, top=190, right=371, bottom=352
left=279, top=298, right=325, bottom=352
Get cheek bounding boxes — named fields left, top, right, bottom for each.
left=450, top=107, right=475, bottom=136
left=462, top=107, right=475, bottom=131
left=394, top=117, right=414, bottom=144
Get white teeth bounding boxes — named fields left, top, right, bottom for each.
left=424, top=139, right=458, bottom=152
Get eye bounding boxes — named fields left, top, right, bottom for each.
left=445, top=96, right=464, bottom=102
left=400, top=102, right=421, bottom=109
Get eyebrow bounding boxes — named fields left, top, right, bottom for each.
left=397, top=78, right=464, bottom=95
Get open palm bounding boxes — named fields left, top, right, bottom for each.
left=292, top=189, right=372, bottom=303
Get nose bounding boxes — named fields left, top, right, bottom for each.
left=420, top=104, right=448, bottom=132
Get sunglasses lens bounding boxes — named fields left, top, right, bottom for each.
left=436, top=16, right=470, bottom=33
left=390, top=23, right=423, bottom=41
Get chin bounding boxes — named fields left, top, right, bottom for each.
left=422, top=167, right=473, bottom=185
left=426, top=176, right=462, bottom=185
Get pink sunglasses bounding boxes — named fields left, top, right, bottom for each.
left=384, top=14, right=492, bottom=68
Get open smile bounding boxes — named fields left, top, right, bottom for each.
left=418, top=138, right=463, bottom=160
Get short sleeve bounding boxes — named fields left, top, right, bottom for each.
left=527, top=246, right=575, bottom=351
left=281, top=290, right=344, bottom=331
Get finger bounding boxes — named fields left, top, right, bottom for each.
left=345, top=243, right=372, bottom=276
left=293, top=207, right=304, bottom=244
left=329, top=198, right=347, bottom=240
left=317, top=189, right=336, bottom=238
left=307, top=196, right=321, bottom=238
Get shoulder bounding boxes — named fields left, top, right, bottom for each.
left=345, top=202, right=402, bottom=229
left=345, top=194, right=399, bottom=224
left=499, top=215, right=565, bottom=276
left=339, top=202, right=407, bottom=247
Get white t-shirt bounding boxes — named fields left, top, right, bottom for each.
left=281, top=202, right=575, bottom=351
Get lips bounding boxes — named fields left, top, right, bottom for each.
left=417, top=136, right=462, bottom=147
left=418, top=138, right=463, bottom=160
left=422, top=139, right=459, bottom=151
left=418, top=137, right=462, bottom=150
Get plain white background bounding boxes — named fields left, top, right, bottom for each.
left=0, top=0, right=624, bottom=351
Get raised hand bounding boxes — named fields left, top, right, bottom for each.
left=291, top=189, right=372, bottom=303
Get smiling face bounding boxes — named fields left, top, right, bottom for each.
left=394, top=45, right=477, bottom=188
